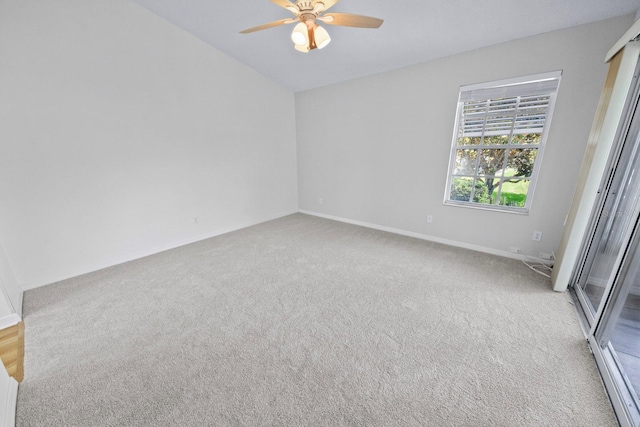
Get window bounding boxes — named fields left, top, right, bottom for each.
left=444, top=71, right=561, bottom=213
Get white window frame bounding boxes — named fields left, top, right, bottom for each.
left=444, top=71, right=562, bottom=214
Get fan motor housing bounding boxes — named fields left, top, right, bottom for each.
left=296, top=1, right=316, bottom=12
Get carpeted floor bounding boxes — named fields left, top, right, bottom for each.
left=16, top=213, right=617, bottom=426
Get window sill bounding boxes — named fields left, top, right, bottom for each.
left=443, top=200, right=530, bottom=215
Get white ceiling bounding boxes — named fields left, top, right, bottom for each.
left=132, top=0, right=640, bottom=92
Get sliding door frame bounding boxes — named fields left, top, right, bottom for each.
left=568, top=42, right=640, bottom=427
left=572, top=56, right=640, bottom=329
left=588, top=205, right=640, bottom=427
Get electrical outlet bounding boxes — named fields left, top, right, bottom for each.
left=319, top=198, right=323, bottom=205
left=427, top=215, right=433, bottom=223
left=532, top=231, right=543, bottom=241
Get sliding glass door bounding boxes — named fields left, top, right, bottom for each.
left=574, top=136, right=640, bottom=321
left=591, top=236, right=640, bottom=425
left=572, top=56, right=640, bottom=427
left=574, top=77, right=640, bottom=323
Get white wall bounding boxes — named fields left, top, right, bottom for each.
left=0, top=0, right=298, bottom=289
left=0, top=0, right=632, bottom=291
left=296, top=15, right=634, bottom=261
left=0, top=242, right=21, bottom=319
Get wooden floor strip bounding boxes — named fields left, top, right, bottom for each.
left=0, top=321, right=24, bottom=382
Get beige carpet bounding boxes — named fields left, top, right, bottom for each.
left=17, top=213, right=616, bottom=426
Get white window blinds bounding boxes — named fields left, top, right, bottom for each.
left=457, top=71, right=561, bottom=138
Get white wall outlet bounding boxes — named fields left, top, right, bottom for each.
left=194, top=217, right=199, bottom=224
left=508, top=246, right=520, bottom=254
left=532, top=231, right=543, bottom=241
left=427, top=215, right=433, bottom=223
left=319, top=198, right=323, bottom=205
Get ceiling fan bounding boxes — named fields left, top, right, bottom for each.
left=240, top=0, right=383, bottom=53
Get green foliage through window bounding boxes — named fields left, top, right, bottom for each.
left=450, top=178, right=489, bottom=203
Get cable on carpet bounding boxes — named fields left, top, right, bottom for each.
left=522, top=251, right=555, bottom=278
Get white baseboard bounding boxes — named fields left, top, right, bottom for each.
left=1, top=371, right=17, bottom=427
left=22, top=210, right=298, bottom=291
left=22, top=209, right=531, bottom=292
left=298, top=210, right=527, bottom=261
left=0, top=314, right=20, bottom=331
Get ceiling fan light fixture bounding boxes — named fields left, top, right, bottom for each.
left=314, top=25, right=331, bottom=49
left=240, top=0, right=384, bottom=53
left=291, top=22, right=308, bottom=46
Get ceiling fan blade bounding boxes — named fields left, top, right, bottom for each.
left=270, top=0, right=296, bottom=9
left=239, top=19, right=297, bottom=34
left=270, top=0, right=299, bottom=16
left=321, top=13, right=383, bottom=28
left=315, top=0, right=340, bottom=12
